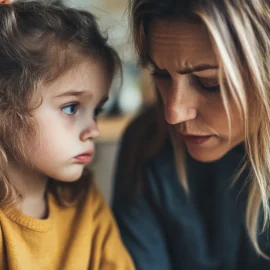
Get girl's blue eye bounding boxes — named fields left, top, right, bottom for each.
left=94, top=107, right=103, bottom=120
left=62, top=103, right=78, bottom=115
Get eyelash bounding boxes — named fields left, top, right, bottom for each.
left=195, top=77, right=220, bottom=93
left=61, top=103, right=104, bottom=120
left=150, top=70, right=220, bottom=93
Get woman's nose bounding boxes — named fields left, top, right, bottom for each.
left=165, top=106, right=197, bottom=125
left=80, top=121, right=100, bottom=141
left=164, top=79, right=197, bottom=125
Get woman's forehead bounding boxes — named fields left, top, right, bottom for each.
left=148, top=18, right=217, bottom=70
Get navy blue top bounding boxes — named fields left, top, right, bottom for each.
left=112, top=121, right=270, bottom=270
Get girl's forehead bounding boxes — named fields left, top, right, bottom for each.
left=33, top=61, right=110, bottom=101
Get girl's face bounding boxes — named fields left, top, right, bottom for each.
left=29, top=60, right=110, bottom=182
left=149, top=18, right=245, bottom=162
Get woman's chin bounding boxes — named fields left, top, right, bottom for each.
left=186, top=146, right=229, bottom=163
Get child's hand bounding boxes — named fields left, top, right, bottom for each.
left=0, top=0, right=11, bottom=4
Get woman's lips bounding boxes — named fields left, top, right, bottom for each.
left=181, top=135, right=213, bottom=145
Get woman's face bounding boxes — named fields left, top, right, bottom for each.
left=148, top=18, right=244, bottom=162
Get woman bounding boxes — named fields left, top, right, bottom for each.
left=112, top=0, right=270, bottom=269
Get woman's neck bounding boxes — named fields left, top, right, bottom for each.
left=7, top=163, right=48, bottom=219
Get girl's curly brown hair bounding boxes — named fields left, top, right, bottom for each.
left=0, top=1, right=121, bottom=207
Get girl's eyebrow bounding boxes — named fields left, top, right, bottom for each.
left=54, top=90, right=87, bottom=98
left=54, top=90, right=109, bottom=106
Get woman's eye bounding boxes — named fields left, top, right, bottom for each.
left=94, top=107, right=103, bottom=120
left=62, top=103, right=78, bottom=115
left=150, top=70, right=171, bottom=80
left=200, top=84, right=220, bottom=93
left=195, top=76, right=220, bottom=93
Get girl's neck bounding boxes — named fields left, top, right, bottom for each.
left=7, top=163, right=48, bottom=219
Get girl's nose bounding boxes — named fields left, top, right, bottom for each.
left=80, top=121, right=100, bottom=141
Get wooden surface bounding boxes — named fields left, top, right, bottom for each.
left=97, top=114, right=134, bottom=143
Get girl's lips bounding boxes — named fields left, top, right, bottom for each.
left=182, top=135, right=213, bottom=145
left=75, top=154, right=93, bottom=163
left=75, top=150, right=94, bottom=163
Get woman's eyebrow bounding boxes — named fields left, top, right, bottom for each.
left=149, top=58, right=218, bottom=74
left=177, top=65, right=218, bottom=75
left=148, top=58, right=165, bottom=71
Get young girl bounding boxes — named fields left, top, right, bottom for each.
left=0, top=1, right=134, bottom=269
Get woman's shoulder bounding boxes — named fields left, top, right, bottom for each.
left=114, top=105, right=173, bottom=196
left=114, top=139, right=179, bottom=207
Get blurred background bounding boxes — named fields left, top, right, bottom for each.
left=36, top=0, right=156, bottom=203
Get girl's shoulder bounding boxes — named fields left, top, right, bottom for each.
left=49, top=176, right=112, bottom=228
left=73, top=176, right=112, bottom=221
left=85, top=178, right=107, bottom=208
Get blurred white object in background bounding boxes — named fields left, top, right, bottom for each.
left=118, top=63, right=142, bottom=114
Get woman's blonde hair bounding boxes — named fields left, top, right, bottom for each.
left=130, top=0, right=270, bottom=257
left=0, top=1, right=121, bottom=208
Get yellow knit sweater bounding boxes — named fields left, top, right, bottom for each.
left=0, top=180, right=135, bottom=270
